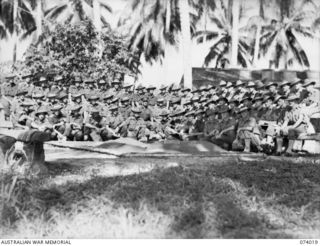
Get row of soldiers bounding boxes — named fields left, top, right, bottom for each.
left=0, top=73, right=319, bottom=155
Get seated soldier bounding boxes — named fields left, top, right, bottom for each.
left=279, top=95, right=309, bottom=155
left=63, top=105, right=84, bottom=141
left=31, top=106, right=53, bottom=136
left=193, top=110, right=205, bottom=134
left=12, top=100, right=35, bottom=129
left=232, top=106, right=262, bottom=152
left=203, top=109, right=219, bottom=139
left=121, top=107, right=149, bottom=142
left=211, top=106, right=238, bottom=150
left=159, top=110, right=185, bottom=140
left=258, top=95, right=287, bottom=150
left=83, top=108, right=104, bottom=141
left=99, top=106, right=122, bottom=141
left=48, top=104, right=67, bottom=140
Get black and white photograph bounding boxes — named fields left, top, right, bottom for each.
left=0, top=0, right=320, bottom=241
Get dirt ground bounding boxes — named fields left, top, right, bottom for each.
left=1, top=150, right=320, bottom=238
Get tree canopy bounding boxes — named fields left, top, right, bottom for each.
left=20, top=20, right=140, bottom=83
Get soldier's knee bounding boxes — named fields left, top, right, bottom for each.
left=74, top=131, right=83, bottom=141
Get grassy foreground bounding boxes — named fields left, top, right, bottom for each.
left=1, top=156, right=320, bottom=239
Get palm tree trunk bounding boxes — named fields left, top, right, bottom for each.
left=36, top=0, right=42, bottom=40
left=178, top=0, right=192, bottom=89
left=253, top=24, right=261, bottom=67
left=165, top=0, right=171, bottom=33
left=93, top=0, right=101, bottom=32
left=230, top=0, right=240, bottom=68
left=253, top=0, right=264, bottom=67
left=12, top=0, right=18, bottom=63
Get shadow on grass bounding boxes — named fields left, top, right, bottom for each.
left=210, top=161, right=320, bottom=210
left=40, top=160, right=317, bottom=238
left=6, top=158, right=320, bottom=238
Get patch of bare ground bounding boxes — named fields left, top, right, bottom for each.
left=1, top=156, right=320, bottom=238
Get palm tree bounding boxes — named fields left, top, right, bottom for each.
left=230, top=0, right=240, bottom=67
left=259, top=0, right=318, bottom=69
left=45, top=0, right=112, bottom=28
left=179, top=0, right=192, bottom=88
left=119, top=0, right=208, bottom=88
left=0, top=18, right=6, bottom=40
left=196, top=0, right=252, bottom=68
left=0, top=0, right=36, bottom=62
left=118, top=0, right=183, bottom=64
left=244, top=0, right=268, bottom=67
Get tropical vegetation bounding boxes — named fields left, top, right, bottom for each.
left=0, top=0, right=320, bottom=85
left=21, top=21, right=139, bottom=83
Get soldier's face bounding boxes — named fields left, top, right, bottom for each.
left=289, top=101, right=296, bottom=107
left=306, top=84, right=314, bottom=90
left=76, top=98, right=81, bottom=103
left=277, top=99, right=284, bottom=107
left=222, top=112, right=228, bottom=118
left=283, top=85, right=290, bottom=91
left=270, top=86, right=277, bottom=92
left=54, top=111, right=60, bottom=116
left=114, top=84, right=119, bottom=89
left=38, top=113, right=45, bottom=121
left=241, top=111, right=248, bottom=117
left=75, top=82, right=80, bottom=87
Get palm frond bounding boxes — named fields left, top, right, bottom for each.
left=45, top=4, right=68, bottom=20
left=260, top=30, right=278, bottom=55
left=204, top=35, right=229, bottom=66
left=19, top=26, right=36, bottom=41
left=286, top=29, right=310, bottom=67
left=294, top=25, right=315, bottom=38
left=100, top=2, right=112, bottom=13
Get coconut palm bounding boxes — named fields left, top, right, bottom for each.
left=119, top=0, right=183, bottom=64
left=0, top=0, right=37, bottom=62
left=196, top=0, right=252, bottom=68
left=259, top=0, right=318, bottom=69
left=244, top=0, right=270, bottom=67
left=45, top=0, right=112, bottom=28
left=0, top=18, right=6, bottom=39
left=118, top=0, right=209, bottom=87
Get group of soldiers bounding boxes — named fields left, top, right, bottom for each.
left=0, top=73, right=319, bottom=155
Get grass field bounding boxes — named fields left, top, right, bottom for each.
left=1, top=155, right=320, bottom=239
